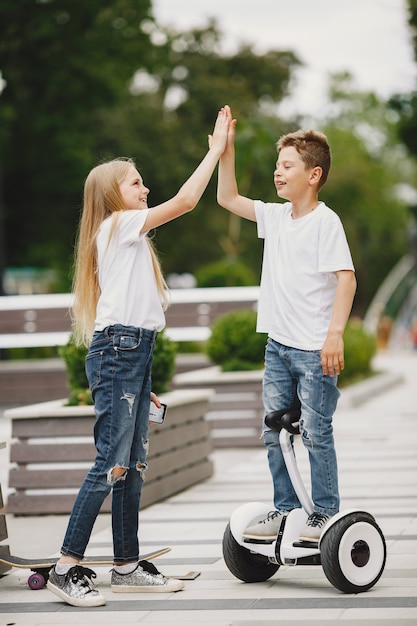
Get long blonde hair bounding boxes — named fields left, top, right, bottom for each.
left=72, top=158, right=169, bottom=347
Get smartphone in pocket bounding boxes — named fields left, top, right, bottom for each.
left=149, top=401, right=167, bottom=424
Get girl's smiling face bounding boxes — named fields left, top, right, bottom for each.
left=119, top=165, right=150, bottom=210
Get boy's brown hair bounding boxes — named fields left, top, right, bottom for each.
left=277, top=129, right=331, bottom=190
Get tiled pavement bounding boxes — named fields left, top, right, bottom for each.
left=0, top=350, right=416, bottom=625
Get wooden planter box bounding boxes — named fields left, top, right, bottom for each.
left=5, top=389, right=214, bottom=516
left=0, top=358, right=68, bottom=406
left=0, top=441, right=11, bottom=574
left=173, top=366, right=264, bottom=448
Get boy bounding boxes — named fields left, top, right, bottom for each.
left=216, top=106, right=356, bottom=542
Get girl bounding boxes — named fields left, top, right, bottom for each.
left=47, top=107, right=230, bottom=608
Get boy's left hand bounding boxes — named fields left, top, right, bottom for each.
left=321, top=334, right=344, bottom=377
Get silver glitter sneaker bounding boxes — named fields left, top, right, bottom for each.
left=111, top=562, right=185, bottom=593
left=47, top=565, right=106, bottom=607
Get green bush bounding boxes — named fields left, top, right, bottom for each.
left=195, top=258, right=257, bottom=287
left=205, top=311, right=376, bottom=381
left=205, top=309, right=267, bottom=371
left=66, top=387, right=93, bottom=406
left=59, top=329, right=177, bottom=405
left=340, top=319, right=377, bottom=385
left=7, top=346, right=59, bottom=359
left=59, top=338, right=88, bottom=390
left=151, top=330, right=177, bottom=394
left=58, top=338, right=90, bottom=406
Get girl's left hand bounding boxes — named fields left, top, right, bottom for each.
left=208, top=105, right=231, bottom=153
left=150, top=391, right=161, bottom=408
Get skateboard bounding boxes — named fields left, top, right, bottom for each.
left=0, top=547, right=200, bottom=589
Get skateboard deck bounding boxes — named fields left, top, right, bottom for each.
left=0, top=547, right=171, bottom=570
left=0, top=548, right=200, bottom=588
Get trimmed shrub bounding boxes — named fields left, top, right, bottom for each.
left=59, top=338, right=88, bottom=391
left=205, top=309, right=267, bottom=371
left=59, top=338, right=90, bottom=406
left=195, top=258, right=257, bottom=287
left=59, top=329, right=177, bottom=405
left=151, top=330, right=177, bottom=394
left=205, top=311, right=376, bottom=382
left=340, top=319, right=377, bottom=385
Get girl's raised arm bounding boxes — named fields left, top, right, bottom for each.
left=142, top=107, right=230, bottom=232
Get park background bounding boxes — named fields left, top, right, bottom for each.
left=1, top=0, right=417, bottom=337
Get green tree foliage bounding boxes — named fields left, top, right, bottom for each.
left=0, top=0, right=155, bottom=286
left=0, top=5, right=299, bottom=290
left=390, top=0, right=417, bottom=155
left=0, top=2, right=413, bottom=322
left=318, top=73, right=412, bottom=314
left=94, top=22, right=300, bottom=278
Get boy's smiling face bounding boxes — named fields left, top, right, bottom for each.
left=274, top=146, right=317, bottom=202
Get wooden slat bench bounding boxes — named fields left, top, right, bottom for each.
left=0, top=287, right=260, bottom=350
left=0, top=358, right=69, bottom=405
left=5, top=389, right=214, bottom=515
left=0, top=287, right=259, bottom=407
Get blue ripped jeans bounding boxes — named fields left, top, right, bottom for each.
left=61, top=325, right=157, bottom=563
left=263, top=338, right=340, bottom=516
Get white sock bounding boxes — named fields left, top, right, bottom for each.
left=114, top=562, right=138, bottom=575
left=55, top=563, right=74, bottom=575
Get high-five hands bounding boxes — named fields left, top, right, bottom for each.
left=208, top=105, right=235, bottom=152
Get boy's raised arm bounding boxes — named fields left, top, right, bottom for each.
left=217, top=106, right=256, bottom=221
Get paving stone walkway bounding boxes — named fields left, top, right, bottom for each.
left=0, top=350, right=416, bottom=625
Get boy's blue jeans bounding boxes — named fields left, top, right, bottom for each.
left=263, top=338, right=340, bottom=516
left=61, top=325, right=157, bottom=563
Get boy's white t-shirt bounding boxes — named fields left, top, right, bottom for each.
left=94, top=210, right=166, bottom=332
left=254, top=200, right=354, bottom=351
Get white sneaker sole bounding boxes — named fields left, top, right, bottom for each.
left=111, top=580, right=185, bottom=593
left=47, top=580, right=107, bottom=607
left=298, top=535, right=320, bottom=543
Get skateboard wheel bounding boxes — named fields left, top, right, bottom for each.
left=28, top=572, right=46, bottom=590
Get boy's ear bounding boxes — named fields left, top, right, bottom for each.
left=309, top=166, right=323, bottom=187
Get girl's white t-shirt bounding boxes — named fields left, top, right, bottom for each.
left=254, top=200, right=354, bottom=351
left=94, top=210, right=166, bottom=332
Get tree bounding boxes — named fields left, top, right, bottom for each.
left=0, top=6, right=301, bottom=290
left=317, top=73, right=413, bottom=314
left=0, top=0, right=156, bottom=288
left=93, top=21, right=300, bottom=278
left=390, top=0, right=417, bottom=155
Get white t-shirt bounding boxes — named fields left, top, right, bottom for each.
left=94, top=210, right=166, bottom=332
left=254, top=200, right=354, bottom=350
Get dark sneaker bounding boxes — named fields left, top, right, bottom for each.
left=299, top=512, right=331, bottom=542
left=111, top=563, right=184, bottom=593
left=242, top=510, right=286, bottom=541
left=47, top=565, right=106, bottom=607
